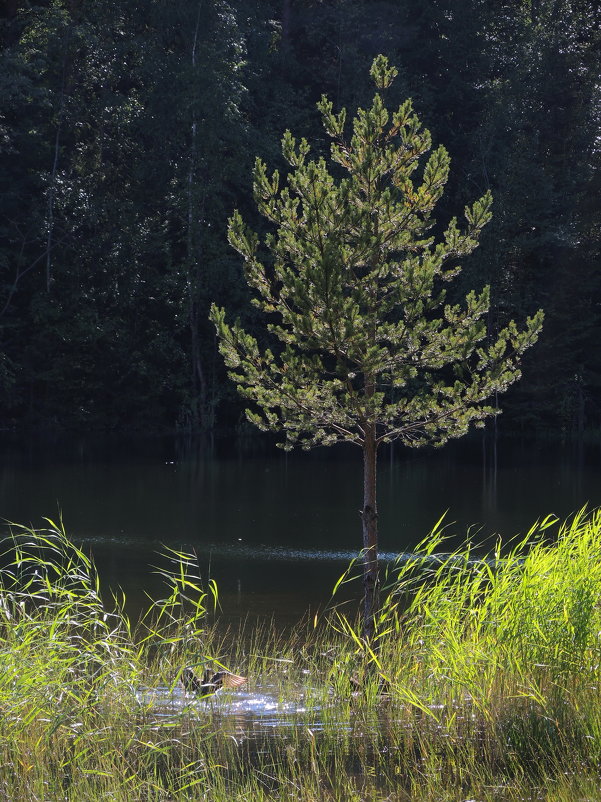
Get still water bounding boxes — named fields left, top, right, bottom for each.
left=0, top=435, right=600, bottom=625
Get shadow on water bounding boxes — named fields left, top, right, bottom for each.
left=1, top=432, right=601, bottom=625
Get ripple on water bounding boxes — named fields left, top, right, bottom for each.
left=79, top=535, right=412, bottom=564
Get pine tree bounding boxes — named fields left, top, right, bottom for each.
left=210, top=55, right=543, bottom=638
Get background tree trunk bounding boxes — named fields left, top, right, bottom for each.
left=185, top=0, right=209, bottom=432
left=281, top=0, right=290, bottom=47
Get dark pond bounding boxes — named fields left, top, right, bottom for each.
left=1, top=434, right=600, bottom=626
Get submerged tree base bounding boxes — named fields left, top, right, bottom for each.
left=2, top=511, right=601, bottom=800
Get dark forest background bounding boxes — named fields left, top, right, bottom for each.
left=0, top=0, right=599, bottom=440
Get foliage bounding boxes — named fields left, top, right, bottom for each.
left=212, top=55, right=543, bottom=453
left=0, top=0, right=598, bottom=436
left=0, top=0, right=249, bottom=431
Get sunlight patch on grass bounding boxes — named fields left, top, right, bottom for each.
left=2, top=511, right=601, bottom=799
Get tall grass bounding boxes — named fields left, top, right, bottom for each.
left=0, top=519, right=221, bottom=800
left=321, top=508, right=601, bottom=792
left=2, top=511, right=601, bottom=800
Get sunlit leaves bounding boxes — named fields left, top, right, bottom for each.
left=213, top=55, right=543, bottom=451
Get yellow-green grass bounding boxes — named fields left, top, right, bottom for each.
left=2, top=511, right=601, bottom=800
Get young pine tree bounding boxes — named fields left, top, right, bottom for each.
left=210, top=56, right=543, bottom=639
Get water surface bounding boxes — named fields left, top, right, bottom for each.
left=1, top=435, right=599, bottom=624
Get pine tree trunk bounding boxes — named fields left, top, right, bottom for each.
left=361, top=424, right=379, bottom=641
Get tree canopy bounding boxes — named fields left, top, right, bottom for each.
left=212, top=56, right=543, bottom=453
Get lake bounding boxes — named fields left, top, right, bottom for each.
left=1, top=433, right=600, bottom=626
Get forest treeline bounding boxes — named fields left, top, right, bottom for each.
left=0, top=0, right=599, bottom=438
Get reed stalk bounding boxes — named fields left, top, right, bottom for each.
left=2, top=511, right=601, bottom=800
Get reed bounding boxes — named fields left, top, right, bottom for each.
left=2, top=511, right=601, bottom=800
